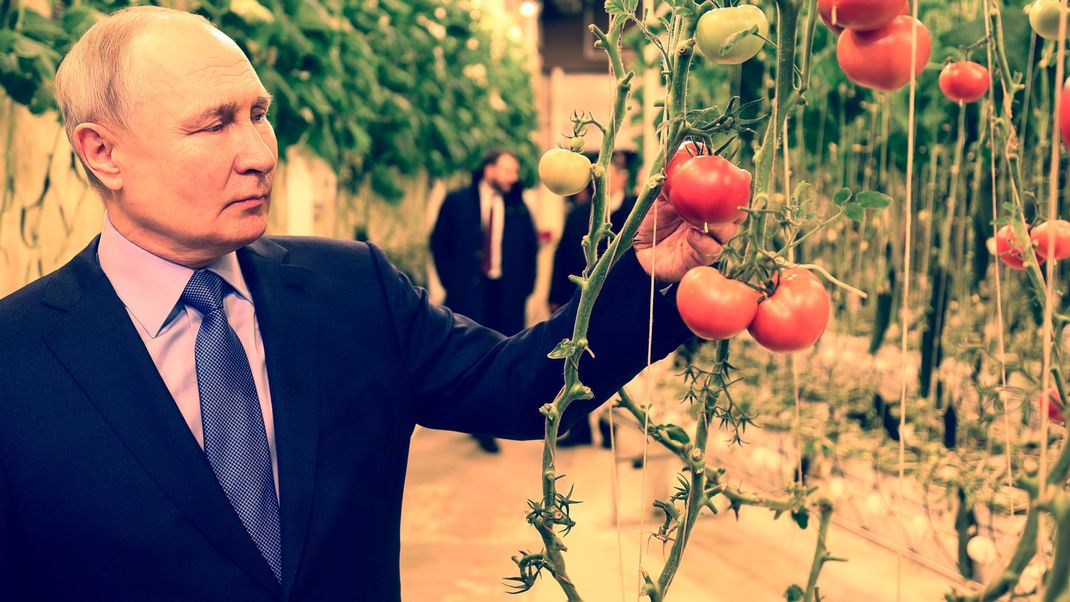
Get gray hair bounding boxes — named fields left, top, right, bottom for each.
left=54, top=6, right=211, bottom=192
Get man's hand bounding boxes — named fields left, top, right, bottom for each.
left=633, top=194, right=739, bottom=283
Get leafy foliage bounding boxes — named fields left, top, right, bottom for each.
left=0, top=0, right=538, bottom=201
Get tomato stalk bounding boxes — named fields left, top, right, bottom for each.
left=802, top=500, right=842, bottom=602
left=518, top=5, right=701, bottom=600
left=751, top=0, right=818, bottom=200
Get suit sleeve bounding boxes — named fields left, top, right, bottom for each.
left=520, top=206, right=538, bottom=298
left=0, top=457, right=26, bottom=593
left=369, top=242, right=691, bottom=440
left=549, top=206, right=587, bottom=308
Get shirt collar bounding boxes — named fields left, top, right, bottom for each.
left=97, top=213, right=253, bottom=338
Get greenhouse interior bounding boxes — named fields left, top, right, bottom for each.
left=3, top=0, right=1070, bottom=600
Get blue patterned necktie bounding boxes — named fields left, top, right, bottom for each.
left=181, top=269, right=281, bottom=582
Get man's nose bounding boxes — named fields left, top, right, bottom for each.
left=234, top=123, right=277, bottom=175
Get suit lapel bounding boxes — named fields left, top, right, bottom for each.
left=40, top=239, right=282, bottom=594
left=238, top=239, right=320, bottom=598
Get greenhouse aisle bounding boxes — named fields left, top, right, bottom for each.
left=400, top=426, right=957, bottom=602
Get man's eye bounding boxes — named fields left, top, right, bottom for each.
left=203, top=123, right=225, bottom=133
left=252, top=111, right=269, bottom=123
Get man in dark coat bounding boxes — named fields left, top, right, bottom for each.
left=430, top=150, right=538, bottom=337
left=0, top=7, right=737, bottom=601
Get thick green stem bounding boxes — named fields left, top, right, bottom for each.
left=530, top=7, right=701, bottom=600
left=1044, top=495, right=1070, bottom=602
left=804, top=500, right=838, bottom=602
left=752, top=0, right=805, bottom=199
left=652, top=340, right=729, bottom=600
left=615, top=386, right=803, bottom=517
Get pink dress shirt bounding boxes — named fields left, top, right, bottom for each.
left=96, top=215, right=279, bottom=494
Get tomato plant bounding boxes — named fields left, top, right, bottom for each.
left=995, top=224, right=1044, bottom=271
left=748, top=269, right=831, bottom=353
left=1030, top=219, right=1070, bottom=261
left=538, top=148, right=592, bottom=197
left=836, top=16, right=931, bottom=92
left=817, top=0, right=906, bottom=32
left=938, top=61, right=990, bottom=104
left=667, top=155, right=753, bottom=227
left=695, top=5, right=769, bottom=65
left=676, top=266, right=760, bottom=340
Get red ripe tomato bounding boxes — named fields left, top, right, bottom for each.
left=662, top=141, right=706, bottom=200
left=667, top=155, right=752, bottom=227
left=818, top=0, right=907, bottom=32
left=1060, top=77, right=1070, bottom=149
left=996, top=224, right=1044, bottom=270
left=837, top=16, right=932, bottom=92
left=1031, top=219, right=1070, bottom=261
left=1036, top=388, right=1066, bottom=425
left=676, top=267, right=761, bottom=340
left=938, top=61, right=991, bottom=103
left=748, top=269, right=831, bottom=353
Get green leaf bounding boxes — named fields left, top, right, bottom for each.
left=605, top=0, right=639, bottom=17
left=857, top=191, right=893, bottom=209
left=663, top=425, right=691, bottom=445
left=844, top=204, right=865, bottom=222
left=548, top=339, right=582, bottom=359
left=720, top=25, right=759, bottom=57
left=784, top=584, right=805, bottom=602
left=791, top=508, right=810, bottom=530
left=832, top=187, right=852, bottom=206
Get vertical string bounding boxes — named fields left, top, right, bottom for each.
left=896, top=2, right=922, bottom=599
left=1036, top=3, right=1067, bottom=595
left=981, top=0, right=1016, bottom=527
left=636, top=195, right=656, bottom=600
left=607, top=399, right=626, bottom=602
left=782, top=118, right=804, bottom=487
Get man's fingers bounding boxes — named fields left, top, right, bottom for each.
left=708, top=223, right=739, bottom=245
left=687, top=229, right=724, bottom=264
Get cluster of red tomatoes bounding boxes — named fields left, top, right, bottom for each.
left=661, top=144, right=832, bottom=353
left=821, top=0, right=931, bottom=92
left=994, top=220, right=1070, bottom=270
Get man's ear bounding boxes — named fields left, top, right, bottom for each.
left=72, top=123, right=123, bottom=191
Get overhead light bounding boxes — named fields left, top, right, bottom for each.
left=519, top=1, right=539, bottom=18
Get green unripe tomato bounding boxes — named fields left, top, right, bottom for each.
left=568, top=136, right=585, bottom=151
left=539, top=149, right=592, bottom=196
left=1030, top=0, right=1068, bottom=40
left=696, top=5, right=769, bottom=65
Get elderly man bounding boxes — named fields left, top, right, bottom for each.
left=0, top=6, right=735, bottom=601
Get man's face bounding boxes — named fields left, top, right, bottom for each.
left=106, top=22, right=278, bottom=266
left=484, top=153, right=520, bottom=195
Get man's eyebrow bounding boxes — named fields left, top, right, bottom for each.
left=184, top=102, right=239, bottom=127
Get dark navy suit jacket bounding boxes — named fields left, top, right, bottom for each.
left=0, top=236, right=689, bottom=600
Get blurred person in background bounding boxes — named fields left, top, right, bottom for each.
left=548, top=150, right=637, bottom=314
left=430, top=149, right=539, bottom=453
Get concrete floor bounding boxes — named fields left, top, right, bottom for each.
left=399, top=427, right=963, bottom=602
